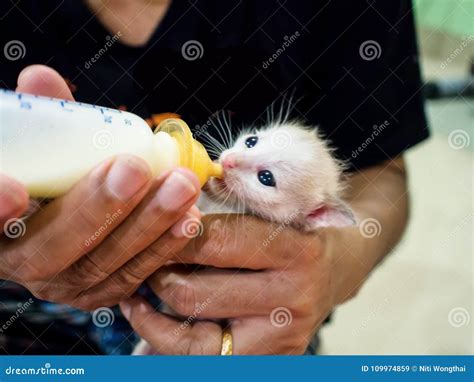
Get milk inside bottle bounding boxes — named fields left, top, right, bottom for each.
left=0, top=90, right=223, bottom=197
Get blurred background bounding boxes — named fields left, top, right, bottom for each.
left=321, top=0, right=473, bottom=354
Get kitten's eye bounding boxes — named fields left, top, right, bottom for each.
left=245, top=136, right=258, bottom=148
left=258, top=170, right=276, bottom=187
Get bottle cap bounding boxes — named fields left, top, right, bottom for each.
left=155, top=118, right=223, bottom=186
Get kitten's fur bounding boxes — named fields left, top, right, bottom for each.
left=200, top=121, right=355, bottom=230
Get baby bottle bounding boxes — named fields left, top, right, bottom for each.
left=0, top=89, right=223, bottom=197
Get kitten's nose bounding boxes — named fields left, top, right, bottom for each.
left=222, top=155, right=237, bottom=169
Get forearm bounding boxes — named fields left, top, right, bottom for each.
left=327, top=156, right=409, bottom=305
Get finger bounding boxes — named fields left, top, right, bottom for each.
left=0, top=175, right=29, bottom=279
left=175, top=214, right=306, bottom=270
left=148, top=265, right=290, bottom=318
left=0, top=174, right=29, bottom=229
left=121, top=297, right=302, bottom=355
left=16, top=65, right=74, bottom=100
left=68, top=168, right=200, bottom=284
left=73, top=205, right=202, bottom=309
left=2, top=155, right=152, bottom=283
left=120, top=296, right=222, bottom=355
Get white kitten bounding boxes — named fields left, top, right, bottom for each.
left=199, top=121, right=355, bottom=230
left=132, top=119, right=355, bottom=355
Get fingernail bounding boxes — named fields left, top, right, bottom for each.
left=171, top=206, right=202, bottom=238
left=17, top=66, right=35, bottom=86
left=105, top=157, right=150, bottom=201
left=153, top=172, right=196, bottom=211
left=0, top=191, right=21, bottom=218
left=0, top=177, right=28, bottom=218
left=120, top=301, right=131, bottom=320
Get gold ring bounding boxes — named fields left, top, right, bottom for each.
left=220, top=327, right=233, bottom=355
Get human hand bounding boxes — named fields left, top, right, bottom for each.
left=0, top=65, right=202, bottom=310
left=120, top=214, right=347, bottom=354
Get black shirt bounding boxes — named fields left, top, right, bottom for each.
left=1, top=0, right=429, bottom=171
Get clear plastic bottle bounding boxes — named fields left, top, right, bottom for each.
left=0, top=90, right=222, bottom=197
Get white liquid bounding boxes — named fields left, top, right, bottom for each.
left=0, top=90, right=180, bottom=197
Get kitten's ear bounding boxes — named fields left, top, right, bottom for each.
left=304, top=199, right=356, bottom=231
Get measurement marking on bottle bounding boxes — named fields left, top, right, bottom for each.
left=2, top=89, right=126, bottom=118
left=20, top=102, right=31, bottom=110
left=60, top=101, right=74, bottom=112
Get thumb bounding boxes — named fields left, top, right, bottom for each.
left=16, top=65, right=75, bottom=100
